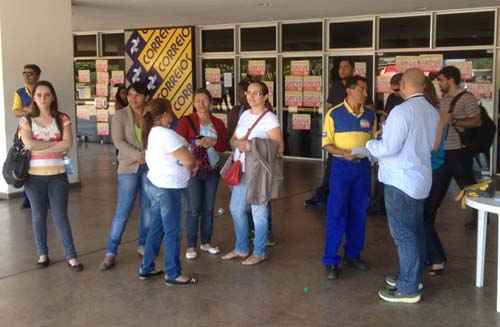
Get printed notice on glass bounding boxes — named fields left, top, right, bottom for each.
left=97, top=71, right=109, bottom=84
left=354, top=62, right=367, bottom=77
left=97, top=122, right=109, bottom=136
left=96, top=59, right=108, bottom=72
left=467, top=82, right=493, bottom=100
left=418, top=54, right=443, bottom=74
left=96, top=83, right=108, bottom=97
left=108, top=102, right=116, bottom=115
left=95, top=96, right=108, bottom=109
left=285, top=76, right=303, bottom=92
left=248, top=60, right=266, bottom=76
left=285, top=91, right=302, bottom=107
left=291, top=60, right=310, bottom=76
left=302, top=91, right=322, bottom=108
left=395, top=56, right=420, bottom=73
left=205, top=68, right=221, bottom=83
left=96, top=109, right=109, bottom=122
left=449, top=60, right=473, bottom=80
left=111, top=71, right=124, bottom=85
left=302, top=76, right=321, bottom=92
left=77, top=86, right=92, bottom=99
left=292, top=114, right=311, bottom=130
left=207, top=83, right=222, bottom=99
left=78, top=70, right=90, bottom=83
left=223, top=73, right=233, bottom=87
left=76, top=105, right=93, bottom=120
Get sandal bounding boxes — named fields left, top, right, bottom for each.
left=67, top=259, right=84, bottom=272
left=241, top=255, right=266, bottom=266
left=164, top=275, right=198, bottom=286
left=221, top=250, right=248, bottom=260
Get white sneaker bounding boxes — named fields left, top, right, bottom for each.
left=200, top=244, right=220, bottom=255
left=185, top=247, right=198, bottom=260
left=137, top=246, right=145, bottom=257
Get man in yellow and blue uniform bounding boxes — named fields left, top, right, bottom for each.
left=13, top=64, right=41, bottom=209
left=322, top=75, right=376, bottom=280
left=12, top=64, right=41, bottom=117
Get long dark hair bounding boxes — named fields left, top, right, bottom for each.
left=29, top=80, right=65, bottom=136
left=142, top=98, right=175, bottom=148
left=115, top=84, right=128, bottom=108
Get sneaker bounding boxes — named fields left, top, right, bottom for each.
left=344, top=257, right=370, bottom=271
left=137, top=246, right=145, bottom=257
left=385, top=275, right=423, bottom=291
left=378, top=287, right=421, bottom=304
left=200, top=244, right=220, bottom=255
left=139, top=269, right=164, bottom=280
left=325, top=265, right=340, bottom=280
left=185, top=247, right=198, bottom=260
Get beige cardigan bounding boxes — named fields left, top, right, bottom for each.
left=111, top=107, right=144, bottom=174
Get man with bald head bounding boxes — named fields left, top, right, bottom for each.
left=365, top=68, right=439, bottom=303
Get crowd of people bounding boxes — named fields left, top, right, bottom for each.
left=12, top=59, right=484, bottom=302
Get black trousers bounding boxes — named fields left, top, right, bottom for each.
left=423, top=149, right=476, bottom=264
left=311, top=156, right=332, bottom=202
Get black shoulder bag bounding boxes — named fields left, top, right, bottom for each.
left=3, top=117, right=32, bottom=188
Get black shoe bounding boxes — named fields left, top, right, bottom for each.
left=378, top=287, right=421, bottom=303
left=21, top=201, right=31, bottom=209
left=67, top=261, right=84, bottom=272
left=139, top=269, right=164, bottom=280
left=36, top=257, right=50, bottom=269
left=344, top=257, right=370, bottom=271
left=304, top=198, right=324, bottom=209
left=325, top=265, right=339, bottom=280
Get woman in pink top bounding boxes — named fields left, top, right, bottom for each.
left=19, top=81, right=83, bottom=272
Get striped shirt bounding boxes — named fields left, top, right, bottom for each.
left=20, top=114, right=71, bottom=176
left=439, top=91, right=480, bottom=150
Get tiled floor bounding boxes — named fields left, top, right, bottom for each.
left=1, top=143, right=499, bottom=326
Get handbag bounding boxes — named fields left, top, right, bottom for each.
left=2, top=117, right=32, bottom=188
left=186, top=116, right=212, bottom=178
left=222, top=110, right=269, bottom=186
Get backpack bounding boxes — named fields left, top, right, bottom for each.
left=2, top=117, right=32, bottom=188
left=449, top=91, right=496, bottom=155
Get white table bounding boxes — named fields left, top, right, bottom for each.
left=465, top=194, right=500, bottom=312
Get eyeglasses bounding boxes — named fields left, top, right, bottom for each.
left=23, top=71, right=35, bottom=76
left=245, top=91, right=264, bottom=97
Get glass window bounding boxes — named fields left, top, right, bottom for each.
left=102, top=33, right=124, bottom=57
left=202, top=29, right=234, bottom=52
left=282, top=22, right=322, bottom=51
left=74, top=34, right=97, bottom=57
left=436, top=12, right=495, bottom=47
left=201, top=59, right=235, bottom=113
left=379, top=16, right=430, bottom=48
left=240, top=26, right=276, bottom=51
left=329, top=21, right=373, bottom=48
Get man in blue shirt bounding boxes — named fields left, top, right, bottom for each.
left=366, top=68, right=439, bottom=303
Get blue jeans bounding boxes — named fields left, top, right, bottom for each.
left=24, top=174, right=77, bottom=259
left=140, top=179, right=183, bottom=279
left=384, top=184, right=425, bottom=295
left=323, top=158, right=370, bottom=266
left=105, top=164, right=151, bottom=256
left=186, top=171, right=219, bottom=247
left=229, top=177, right=269, bottom=257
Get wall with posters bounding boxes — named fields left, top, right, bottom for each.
left=125, top=27, right=195, bottom=118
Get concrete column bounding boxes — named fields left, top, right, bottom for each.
left=0, top=0, right=78, bottom=197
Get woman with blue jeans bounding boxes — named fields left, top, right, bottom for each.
left=139, top=98, right=198, bottom=285
left=176, top=88, right=228, bottom=260
left=19, top=81, right=83, bottom=271
left=100, top=83, right=151, bottom=271
left=222, top=81, right=284, bottom=266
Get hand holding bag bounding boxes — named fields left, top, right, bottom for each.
left=222, top=110, right=268, bottom=186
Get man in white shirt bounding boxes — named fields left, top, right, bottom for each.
left=365, top=68, right=439, bottom=304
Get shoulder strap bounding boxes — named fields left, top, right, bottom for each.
left=243, top=110, right=268, bottom=140
left=448, top=90, right=468, bottom=114
left=186, top=116, right=199, bottom=136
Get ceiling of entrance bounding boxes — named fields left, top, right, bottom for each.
left=72, top=0, right=498, bottom=31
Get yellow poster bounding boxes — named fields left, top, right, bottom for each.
left=126, top=27, right=194, bottom=118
